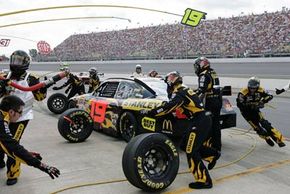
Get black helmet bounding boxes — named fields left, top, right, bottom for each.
left=165, top=71, right=183, bottom=87
left=89, top=67, right=97, bottom=76
left=193, top=56, right=210, bottom=75
left=248, top=77, right=260, bottom=89
left=10, top=50, right=30, bottom=73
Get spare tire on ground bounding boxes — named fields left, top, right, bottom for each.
left=47, top=93, right=68, bottom=114
left=122, top=133, right=179, bottom=192
left=58, top=108, right=93, bottom=143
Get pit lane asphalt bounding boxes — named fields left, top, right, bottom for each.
left=0, top=89, right=290, bottom=194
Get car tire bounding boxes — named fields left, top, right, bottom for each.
left=47, top=93, right=68, bottom=114
left=122, top=133, right=179, bottom=192
left=58, top=108, right=93, bottom=143
left=119, top=112, right=138, bottom=142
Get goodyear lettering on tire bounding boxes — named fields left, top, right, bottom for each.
left=66, top=134, right=79, bottom=142
left=69, top=111, right=93, bottom=124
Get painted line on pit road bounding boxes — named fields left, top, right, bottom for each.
left=164, top=158, right=290, bottom=194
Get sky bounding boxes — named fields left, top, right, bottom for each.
left=0, top=0, right=290, bottom=57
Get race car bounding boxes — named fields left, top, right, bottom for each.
left=58, top=77, right=236, bottom=142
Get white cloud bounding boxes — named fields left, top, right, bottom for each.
left=0, top=0, right=289, bottom=57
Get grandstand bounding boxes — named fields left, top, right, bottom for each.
left=38, top=9, right=290, bottom=61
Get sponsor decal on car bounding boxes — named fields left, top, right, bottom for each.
left=162, top=119, right=173, bottom=131
left=141, top=117, right=156, bottom=131
left=122, top=99, right=162, bottom=110
left=90, top=100, right=108, bottom=123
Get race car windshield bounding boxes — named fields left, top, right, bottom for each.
left=142, top=80, right=168, bottom=97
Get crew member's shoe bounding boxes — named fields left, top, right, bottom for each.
left=265, top=138, right=275, bottom=147
left=278, top=142, right=286, bottom=147
left=189, top=181, right=212, bottom=189
left=208, top=151, right=221, bottom=170
left=6, top=178, right=17, bottom=186
left=0, top=160, right=5, bottom=169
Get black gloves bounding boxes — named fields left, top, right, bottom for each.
left=64, top=87, right=70, bottom=94
left=275, top=88, right=285, bottom=95
left=257, top=101, right=264, bottom=109
left=38, top=163, right=60, bottom=179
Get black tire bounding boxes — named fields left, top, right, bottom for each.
left=58, top=108, right=93, bottom=143
left=119, top=112, right=138, bottom=142
left=122, top=133, right=179, bottom=192
left=47, top=93, right=68, bottom=114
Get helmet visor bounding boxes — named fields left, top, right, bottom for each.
left=10, top=55, right=26, bottom=66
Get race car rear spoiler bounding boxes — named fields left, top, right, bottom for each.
left=222, top=85, right=232, bottom=96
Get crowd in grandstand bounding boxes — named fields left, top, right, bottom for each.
left=40, top=9, right=290, bottom=61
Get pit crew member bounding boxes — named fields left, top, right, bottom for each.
left=0, top=95, right=60, bottom=184
left=88, top=67, right=100, bottom=93
left=194, top=57, right=222, bottom=151
left=236, top=77, right=286, bottom=147
left=141, top=71, right=220, bottom=189
left=52, top=67, right=85, bottom=99
left=0, top=50, right=50, bottom=185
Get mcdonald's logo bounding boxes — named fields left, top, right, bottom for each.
left=162, top=120, right=173, bottom=131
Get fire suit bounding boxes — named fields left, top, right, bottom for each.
left=88, top=74, right=100, bottom=93
left=237, top=87, right=285, bottom=147
left=0, top=110, right=42, bottom=169
left=146, top=84, right=220, bottom=187
left=53, top=73, right=85, bottom=99
left=195, top=68, right=222, bottom=151
left=0, top=72, right=47, bottom=179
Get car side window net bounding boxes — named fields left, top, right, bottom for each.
left=94, top=82, right=119, bottom=98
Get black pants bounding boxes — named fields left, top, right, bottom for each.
left=241, top=110, right=284, bottom=144
left=0, top=120, right=29, bottom=179
left=180, top=112, right=219, bottom=183
left=205, top=97, right=222, bottom=151
left=67, top=84, right=85, bottom=99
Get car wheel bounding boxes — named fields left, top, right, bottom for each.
left=122, top=133, right=179, bottom=192
left=47, top=93, right=68, bottom=114
left=58, top=108, right=93, bottom=143
left=119, top=112, right=138, bottom=142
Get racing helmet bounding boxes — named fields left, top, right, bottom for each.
left=59, top=63, right=70, bottom=73
left=89, top=67, right=97, bottom=76
left=193, top=56, right=210, bottom=75
left=165, top=71, right=183, bottom=87
left=248, top=77, right=260, bottom=90
left=136, top=64, right=142, bottom=73
left=9, top=50, right=30, bottom=73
